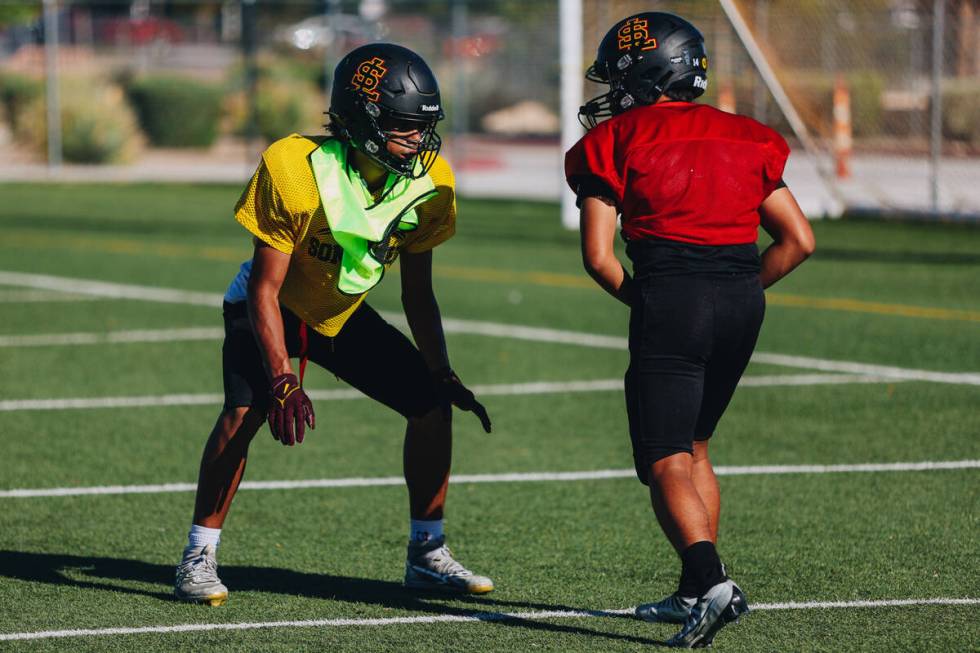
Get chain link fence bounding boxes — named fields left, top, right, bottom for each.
left=0, top=0, right=977, bottom=218
left=0, top=0, right=560, bottom=170
left=585, top=0, right=980, bottom=219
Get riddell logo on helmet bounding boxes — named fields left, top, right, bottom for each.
left=693, top=76, right=708, bottom=90
left=617, top=18, right=658, bottom=51
left=420, top=104, right=440, bottom=112
left=352, top=57, right=388, bottom=102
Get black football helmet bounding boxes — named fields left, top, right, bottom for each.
left=328, top=43, right=444, bottom=178
left=579, top=12, right=708, bottom=128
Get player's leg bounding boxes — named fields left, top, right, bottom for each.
left=191, top=405, right=266, bottom=528
left=639, top=368, right=722, bottom=620
left=692, top=272, right=765, bottom=545
left=664, top=275, right=763, bottom=646
left=628, top=275, right=739, bottom=637
left=324, top=303, right=492, bottom=593
left=176, top=406, right=264, bottom=606
left=639, top=439, right=721, bottom=626
left=691, top=440, right=720, bottom=543
left=648, top=452, right=712, bottom=554
left=175, top=301, right=296, bottom=605
left=625, top=275, right=715, bottom=553
left=404, top=406, right=451, bottom=522
left=634, top=352, right=713, bottom=555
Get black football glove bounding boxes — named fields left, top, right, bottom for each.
left=433, top=367, right=491, bottom=433
left=268, top=373, right=315, bottom=446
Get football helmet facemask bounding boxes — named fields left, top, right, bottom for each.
left=328, top=43, right=445, bottom=178
left=579, top=12, right=708, bottom=129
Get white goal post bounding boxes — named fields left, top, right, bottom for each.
left=559, top=0, right=584, bottom=230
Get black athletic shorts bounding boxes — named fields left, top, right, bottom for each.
left=222, top=301, right=440, bottom=419
left=625, top=272, right=765, bottom=483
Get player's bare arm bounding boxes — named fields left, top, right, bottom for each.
left=246, top=239, right=293, bottom=379
left=580, top=195, right=633, bottom=306
left=246, top=239, right=315, bottom=445
left=400, top=249, right=450, bottom=371
left=401, top=249, right=491, bottom=433
left=758, top=188, right=816, bottom=289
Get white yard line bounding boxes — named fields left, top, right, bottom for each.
left=1, top=272, right=977, bottom=385
left=433, top=315, right=628, bottom=350
left=0, top=374, right=899, bottom=412
left=0, top=272, right=221, bottom=306
left=0, top=289, right=109, bottom=303
left=751, top=352, right=980, bottom=386
left=0, top=597, right=976, bottom=642
left=0, top=393, right=226, bottom=411
left=2, top=460, right=976, bottom=499
left=0, top=327, right=224, bottom=347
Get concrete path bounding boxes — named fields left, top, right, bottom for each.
left=2, top=135, right=977, bottom=220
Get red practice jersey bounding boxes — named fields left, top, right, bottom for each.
left=565, top=101, right=789, bottom=246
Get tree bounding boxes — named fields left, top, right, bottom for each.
left=0, top=4, right=40, bottom=29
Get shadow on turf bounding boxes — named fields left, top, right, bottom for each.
left=0, top=550, right=666, bottom=646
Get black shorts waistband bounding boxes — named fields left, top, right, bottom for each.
left=626, top=237, right=760, bottom=278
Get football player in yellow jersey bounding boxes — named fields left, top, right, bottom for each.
left=175, top=43, right=494, bottom=606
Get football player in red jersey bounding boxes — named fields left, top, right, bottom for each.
left=566, top=13, right=814, bottom=648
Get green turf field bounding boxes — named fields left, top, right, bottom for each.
left=0, top=183, right=977, bottom=651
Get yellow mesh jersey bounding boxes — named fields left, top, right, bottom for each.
left=234, top=133, right=456, bottom=336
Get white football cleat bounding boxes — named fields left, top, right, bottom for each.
left=174, top=543, right=228, bottom=606
left=666, top=579, right=749, bottom=648
left=636, top=592, right=697, bottom=624
left=404, top=536, right=494, bottom=594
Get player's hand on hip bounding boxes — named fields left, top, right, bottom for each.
left=434, top=367, right=492, bottom=433
left=268, top=373, right=315, bottom=446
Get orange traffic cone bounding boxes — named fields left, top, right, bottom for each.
left=833, top=74, right=852, bottom=179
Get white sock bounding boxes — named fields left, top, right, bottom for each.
left=410, top=519, right=443, bottom=544
left=185, top=524, right=221, bottom=558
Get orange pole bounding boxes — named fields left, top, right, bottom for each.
left=833, top=74, right=852, bottom=179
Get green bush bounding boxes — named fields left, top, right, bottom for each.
left=24, top=81, right=141, bottom=163
left=228, top=57, right=325, bottom=89
left=942, top=81, right=980, bottom=147
left=224, top=57, right=327, bottom=142
left=226, top=76, right=324, bottom=143
left=787, top=71, right=885, bottom=138
left=0, top=73, right=43, bottom=141
left=255, top=78, right=324, bottom=141
left=126, top=75, right=223, bottom=147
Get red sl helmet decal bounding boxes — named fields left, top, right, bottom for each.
left=617, top=17, right=658, bottom=52
left=352, top=57, right=388, bottom=102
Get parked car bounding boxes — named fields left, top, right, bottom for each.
left=99, top=16, right=183, bottom=46
left=273, top=14, right=377, bottom=52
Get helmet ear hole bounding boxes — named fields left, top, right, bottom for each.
left=629, top=69, right=673, bottom=104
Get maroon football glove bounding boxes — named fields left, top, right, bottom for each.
left=268, top=373, right=315, bottom=446
left=434, top=367, right=492, bottom=433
